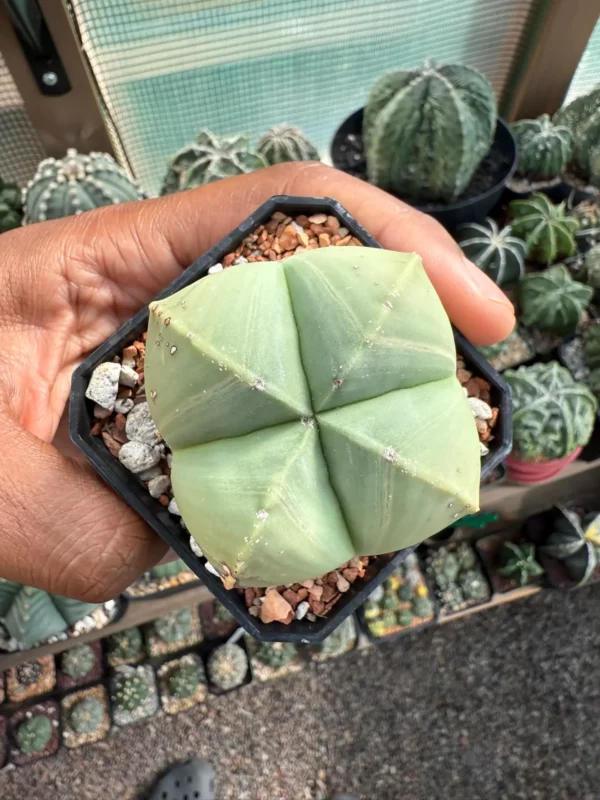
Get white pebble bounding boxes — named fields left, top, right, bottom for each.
left=166, top=453, right=173, bottom=469
left=114, top=398, right=134, bottom=414
left=295, top=601, right=310, bottom=620
left=147, top=474, right=171, bottom=498
left=168, top=498, right=180, bottom=516
left=468, top=397, right=493, bottom=420
left=189, top=536, right=204, bottom=558
left=205, top=561, right=219, bottom=576
left=118, top=441, right=161, bottom=473
left=480, top=441, right=490, bottom=456
left=122, top=356, right=136, bottom=369
left=126, top=402, right=159, bottom=445
left=119, top=365, right=139, bottom=387
left=137, top=465, right=163, bottom=481
left=208, top=263, right=223, bottom=274
left=338, top=227, right=349, bottom=238
left=85, top=362, right=120, bottom=410
left=234, top=256, right=248, bottom=265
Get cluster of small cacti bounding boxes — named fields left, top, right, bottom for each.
left=23, top=149, right=144, bottom=223
left=61, top=645, right=95, bottom=679
left=505, top=362, right=597, bottom=462
left=254, top=641, right=297, bottom=668
left=540, top=505, right=600, bottom=585
left=517, top=264, right=593, bottom=336
left=425, top=542, right=491, bottom=615
left=69, top=696, right=105, bottom=735
left=256, top=125, right=319, bottom=165
left=509, top=194, right=578, bottom=264
left=207, top=643, right=248, bottom=691
left=107, top=627, right=144, bottom=665
left=363, top=61, right=497, bottom=202
left=0, top=177, right=23, bottom=233
left=497, top=542, right=544, bottom=587
left=554, top=84, right=600, bottom=187
left=15, top=714, right=52, bottom=755
left=455, top=218, right=525, bottom=286
left=511, top=114, right=573, bottom=182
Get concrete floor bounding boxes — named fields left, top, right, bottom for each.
left=1, top=584, right=598, bottom=800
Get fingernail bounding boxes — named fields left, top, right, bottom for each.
left=462, top=257, right=515, bottom=308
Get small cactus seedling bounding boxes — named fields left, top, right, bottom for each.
left=505, top=362, right=597, bottom=462
left=207, top=643, right=248, bottom=691
left=518, top=264, right=593, bottom=336
left=167, top=663, right=201, bottom=699
left=363, top=60, right=497, bottom=202
left=107, top=628, right=143, bottom=663
left=152, top=609, right=193, bottom=643
left=396, top=608, right=414, bottom=627
left=540, top=506, right=600, bottom=585
left=15, top=714, right=52, bottom=755
left=61, top=645, right=95, bottom=679
left=23, top=149, right=143, bottom=223
left=112, top=673, right=150, bottom=712
left=509, top=193, right=578, bottom=264
left=256, top=125, right=319, bottom=165
left=456, top=218, right=525, bottom=286
left=15, top=661, right=42, bottom=686
left=511, top=114, right=573, bottom=181
left=161, top=131, right=265, bottom=194
left=0, top=178, right=23, bottom=233
left=69, top=697, right=105, bottom=735
left=554, top=84, right=600, bottom=187
left=255, top=641, right=297, bottom=668
left=497, top=542, right=544, bottom=586
left=145, top=247, right=480, bottom=588
left=458, top=570, right=490, bottom=602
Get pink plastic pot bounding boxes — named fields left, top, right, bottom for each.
left=505, top=447, right=583, bottom=485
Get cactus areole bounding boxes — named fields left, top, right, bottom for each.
left=145, top=247, right=481, bottom=588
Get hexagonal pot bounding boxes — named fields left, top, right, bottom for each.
left=70, top=195, right=511, bottom=643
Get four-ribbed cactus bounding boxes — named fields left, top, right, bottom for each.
left=518, top=264, right=593, bottom=335
left=161, top=131, right=265, bottom=195
left=145, top=247, right=480, bottom=588
left=511, top=114, right=573, bottom=181
left=0, top=178, right=23, bottom=233
left=363, top=61, right=497, bottom=202
left=23, top=149, right=144, bottom=223
left=256, top=125, right=319, bottom=165
left=455, top=218, right=525, bottom=286
left=504, top=362, right=597, bottom=461
left=554, top=84, right=600, bottom=187
left=508, top=193, right=578, bottom=263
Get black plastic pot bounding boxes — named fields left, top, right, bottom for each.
left=330, top=108, right=517, bottom=229
left=70, top=195, right=511, bottom=643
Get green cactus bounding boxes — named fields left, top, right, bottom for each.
left=107, top=628, right=143, bottom=662
left=256, top=125, right=319, bottom=165
left=152, top=609, right=193, bottom=643
left=540, top=505, right=599, bottom=585
left=15, top=661, right=43, bottom=686
left=213, top=603, right=235, bottom=624
left=412, top=594, right=434, bottom=619
left=511, top=114, right=573, bottom=181
left=455, top=542, right=478, bottom=571
left=582, top=244, right=600, bottom=290
left=0, top=178, right=23, bottom=233
left=362, top=599, right=380, bottom=620
left=161, top=131, right=265, bottom=195
left=497, top=541, right=544, bottom=586
left=456, top=218, right=525, bottom=286
left=363, top=61, right=496, bottom=202
left=207, top=643, right=248, bottom=691
left=459, top=569, right=490, bottom=601
left=61, top=645, right=95, bottom=679
left=508, top=193, right=578, bottom=264
left=69, top=697, right=105, bottom=734
left=313, top=616, right=357, bottom=657
left=584, top=321, right=600, bottom=370
left=518, top=264, right=593, bottom=336
left=398, top=583, right=414, bottom=602
left=254, top=641, right=297, bottom=668
left=145, top=247, right=480, bottom=588
left=505, top=362, right=597, bottom=461
left=426, top=543, right=488, bottom=612
left=570, top=201, right=600, bottom=247
left=554, top=84, right=600, bottom=186
left=167, top=663, right=201, bottom=699
left=16, top=714, right=52, bottom=755
left=149, top=558, right=187, bottom=579
left=396, top=608, right=414, bottom=627
left=23, top=149, right=143, bottom=224
left=382, top=593, right=398, bottom=610
left=112, top=673, right=150, bottom=712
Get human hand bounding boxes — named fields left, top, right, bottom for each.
left=0, top=162, right=514, bottom=601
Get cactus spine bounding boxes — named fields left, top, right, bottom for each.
left=511, top=114, right=572, bottom=181
left=456, top=218, right=525, bottom=286
left=517, top=264, right=593, bottom=336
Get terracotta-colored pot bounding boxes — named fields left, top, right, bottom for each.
left=505, top=447, right=582, bottom=485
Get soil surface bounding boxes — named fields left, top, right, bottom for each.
left=1, top=585, right=597, bottom=799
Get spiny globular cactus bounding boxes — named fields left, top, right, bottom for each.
left=455, top=218, right=525, bottom=286
left=0, top=178, right=23, bottom=233
left=497, top=541, right=544, bottom=586
left=255, top=641, right=297, bottom=668
left=152, top=609, right=193, bottom=643
left=107, top=628, right=143, bottom=662
left=511, top=114, right=573, bottom=181
left=207, top=643, right=248, bottom=691
left=16, top=715, right=52, bottom=754
left=256, top=125, right=319, bottom=166
left=112, top=673, right=149, bottom=712
left=518, top=264, right=593, bottom=336
left=15, top=661, right=42, bottom=686
left=161, top=131, right=265, bottom=195
left=23, top=149, right=144, bottom=223
left=167, top=663, right=201, bottom=699
left=69, top=697, right=104, bottom=734
left=61, top=645, right=95, bottom=679
left=363, top=61, right=497, bottom=202
left=505, top=362, right=597, bottom=462
left=508, top=193, right=578, bottom=264
left=145, top=247, right=481, bottom=588
left=554, top=85, right=600, bottom=187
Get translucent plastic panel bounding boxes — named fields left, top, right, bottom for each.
left=563, top=16, right=600, bottom=104
left=69, top=0, right=537, bottom=196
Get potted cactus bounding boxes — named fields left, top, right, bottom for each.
left=517, top=264, right=593, bottom=337
left=508, top=114, right=573, bottom=195
left=109, top=664, right=159, bottom=726
left=425, top=541, right=491, bottom=617
left=0, top=177, right=23, bottom=233
left=56, top=641, right=104, bottom=691
left=144, top=607, right=203, bottom=657
left=6, top=657, right=56, bottom=703
left=158, top=653, right=208, bottom=714
left=504, top=362, right=597, bottom=483
left=476, top=531, right=544, bottom=595
left=106, top=626, right=145, bottom=667
left=7, top=701, right=60, bottom=766
left=331, top=60, right=517, bottom=227
left=508, top=194, right=579, bottom=264
left=61, top=685, right=111, bottom=748
left=206, top=642, right=250, bottom=693
left=455, top=218, right=526, bottom=286
left=554, top=84, right=600, bottom=196
left=246, top=638, right=304, bottom=682
left=256, top=125, right=319, bottom=165
left=308, top=615, right=357, bottom=662
left=537, top=505, right=600, bottom=588
left=71, top=196, right=510, bottom=643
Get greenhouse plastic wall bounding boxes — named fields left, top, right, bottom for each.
left=563, top=15, right=600, bottom=104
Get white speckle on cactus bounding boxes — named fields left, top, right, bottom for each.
left=468, top=397, right=493, bottom=420
left=383, top=447, right=398, bottom=463
left=170, top=346, right=177, bottom=355
left=251, top=378, right=265, bottom=391
left=384, top=300, right=393, bottom=310
left=256, top=509, right=269, bottom=522
left=301, top=416, right=315, bottom=429
left=208, top=263, right=223, bottom=274
left=150, top=390, right=157, bottom=401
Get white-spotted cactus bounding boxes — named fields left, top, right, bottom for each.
left=455, top=218, right=525, bottom=286
left=363, top=61, right=497, bottom=202
left=23, top=150, right=144, bottom=223
left=511, top=114, right=572, bottom=181
left=554, top=85, right=600, bottom=187
left=161, top=131, right=265, bottom=195
left=256, top=125, right=319, bottom=166
left=145, top=247, right=480, bottom=588
left=504, top=362, right=597, bottom=461
left=518, top=264, right=593, bottom=335
left=508, top=193, right=578, bottom=263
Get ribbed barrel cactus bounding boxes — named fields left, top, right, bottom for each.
left=504, top=362, right=597, bottom=462
left=455, top=218, right=525, bottom=286
left=511, top=114, right=572, bottom=181
left=540, top=506, right=600, bottom=585
left=256, top=125, right=319, bottom=165
left=145, top=248, right=480, bottom=588
left=0, top=178, right=23, bottom=233
left=23, top=149, right=144, bottom=223
left=554, top=84, right=600, bottom=187
left=363, top=61, right=496, bottom=202
left=517, top=264, right=593, bottom=336
left=508, top=193, right=578, bottom=264
left=161, top=131, right=265, bottom=195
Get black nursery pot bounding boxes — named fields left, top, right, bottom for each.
left=70, top=195, right=511, bottom=643
left=330, top=108, right=517, bottom=229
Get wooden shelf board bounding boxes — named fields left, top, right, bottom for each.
left=438, top=584, right=541, bottom=625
